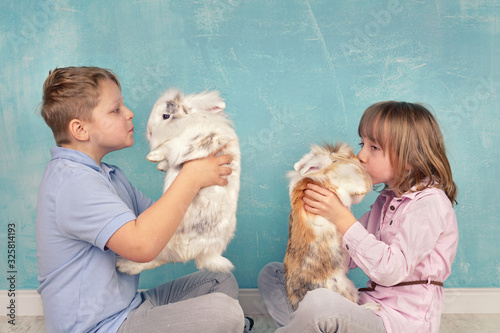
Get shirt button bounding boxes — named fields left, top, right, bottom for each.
left=390, top=220, right=393, bottom=225
left=346, top=245, right=350, bottom=250
left=390, top=205, right=395, bottom=211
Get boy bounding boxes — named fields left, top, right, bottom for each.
left=36, top=66, right=246, bottom=332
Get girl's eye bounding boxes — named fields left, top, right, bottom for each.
left=163, top=114, right=170, bottom=120
left=359, top=141, right=380, bottom=151
left=113, top=108, right=120, bottom=113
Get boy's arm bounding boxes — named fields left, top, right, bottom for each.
left=106, top=152, right=232, bottom=263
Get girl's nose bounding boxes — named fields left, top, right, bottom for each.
left=357, top=147, right=367, bottom=163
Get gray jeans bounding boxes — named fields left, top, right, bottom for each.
left=118, top=270, right=246, bottom=333
left=258, top=262, right=386, bottom=333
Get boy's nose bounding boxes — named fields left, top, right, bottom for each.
left=126, top=107, right=134, bottom=119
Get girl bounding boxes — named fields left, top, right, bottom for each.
left=258, top=101, right=458, bottom=333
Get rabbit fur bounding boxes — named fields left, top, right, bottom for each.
left=116, top=88, right=240, bottom=275
left=284, top=143, right=372, bottom=311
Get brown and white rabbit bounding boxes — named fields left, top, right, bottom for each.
left=284, top=143, right=372, bottom=311
left=116, top=88, right=240, bottom=275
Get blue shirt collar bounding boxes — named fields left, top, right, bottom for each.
left=50, top=147, right=115, bottom=174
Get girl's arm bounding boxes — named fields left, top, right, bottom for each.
left=303, top=183, right=453, bottom=286
left=303, top=183, right=362, bottom=270
left=303, top=183, right=356, bottom=235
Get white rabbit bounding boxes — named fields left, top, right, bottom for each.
left=284, top=143, right=376, bottom=311
left=116, top=88, right=241, bottom=275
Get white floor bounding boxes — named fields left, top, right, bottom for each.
left=250, top=314, right=500, bottom=332
left=1, top=314, right=500, bottom=332
left=2, top=288, right=500, bottom=332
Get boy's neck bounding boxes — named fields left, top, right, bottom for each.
left=61, top=142, right=105, bottom=165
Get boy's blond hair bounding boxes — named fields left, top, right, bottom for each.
left=41, top=66, right=121, bottom=146
left=358, top=101, right=458, bottom=205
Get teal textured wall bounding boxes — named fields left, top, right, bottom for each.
left=1, top=0, right=499, bottom=290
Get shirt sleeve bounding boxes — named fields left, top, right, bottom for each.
left=343, top=203, right=376, bottom=270
left=111, top=165, right=154, bottom=216
left=343, top=193, right=451, bottom=286
left=55, top=170, right=137, bottom=251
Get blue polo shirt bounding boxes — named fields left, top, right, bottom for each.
left=36, top=147, right=153, bottom=332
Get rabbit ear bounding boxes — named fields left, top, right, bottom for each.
left=186, top=90, right=226, bottom=113
left=206, top=102, right=226, bottom=112
left=294, top=150, right=330, bottom=176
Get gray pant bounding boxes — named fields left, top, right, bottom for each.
left=118, top=270, right=246, bottom=333
left=258, top=262, right=386, bottom=333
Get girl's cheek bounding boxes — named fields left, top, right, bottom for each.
left=367, top=171, right=378, bottom=184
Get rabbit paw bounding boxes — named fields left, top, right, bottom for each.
left=116, top=257, right=147, bottom=275
left=362, top=302, right=381, bottom=312
left=196, top=255, right=234, bottom=273
left=147, top=150, right=166, bottom=163
left=157, top=160, right=168, bottom=172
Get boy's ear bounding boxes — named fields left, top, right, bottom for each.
left=68, top=119, right=89, bottom=142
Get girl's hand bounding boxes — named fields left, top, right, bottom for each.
left=303, top=183, right=357, bottom=234
left=182, top=146, right=233, bottom=189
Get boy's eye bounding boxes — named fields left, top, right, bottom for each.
left=163, top=114, right=170, bottom=120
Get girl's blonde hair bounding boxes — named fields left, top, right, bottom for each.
left=41, top=66, right=121, bottom=146
left=358, top=101, right=458, bottom=205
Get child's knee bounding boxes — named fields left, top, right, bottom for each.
left=258, top=262, right=283, bottom=287
left=212, top=271, right=239, bottom=299
left=300, top=288, right=345, bottom=310
left=210, top=292, right=242, bottom=309
left=209, top=293, right=245, bottom=330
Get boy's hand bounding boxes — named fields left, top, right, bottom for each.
left=303, top=183, right=357, bottom=235
left=181, top=146, right=233, bottom=189
left=107, top=146, right=233, bottom=263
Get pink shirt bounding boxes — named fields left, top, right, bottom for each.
left=343, top=187, right=458, bottom=333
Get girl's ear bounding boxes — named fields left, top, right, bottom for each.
left=68, top=119, right=89, bottom=142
